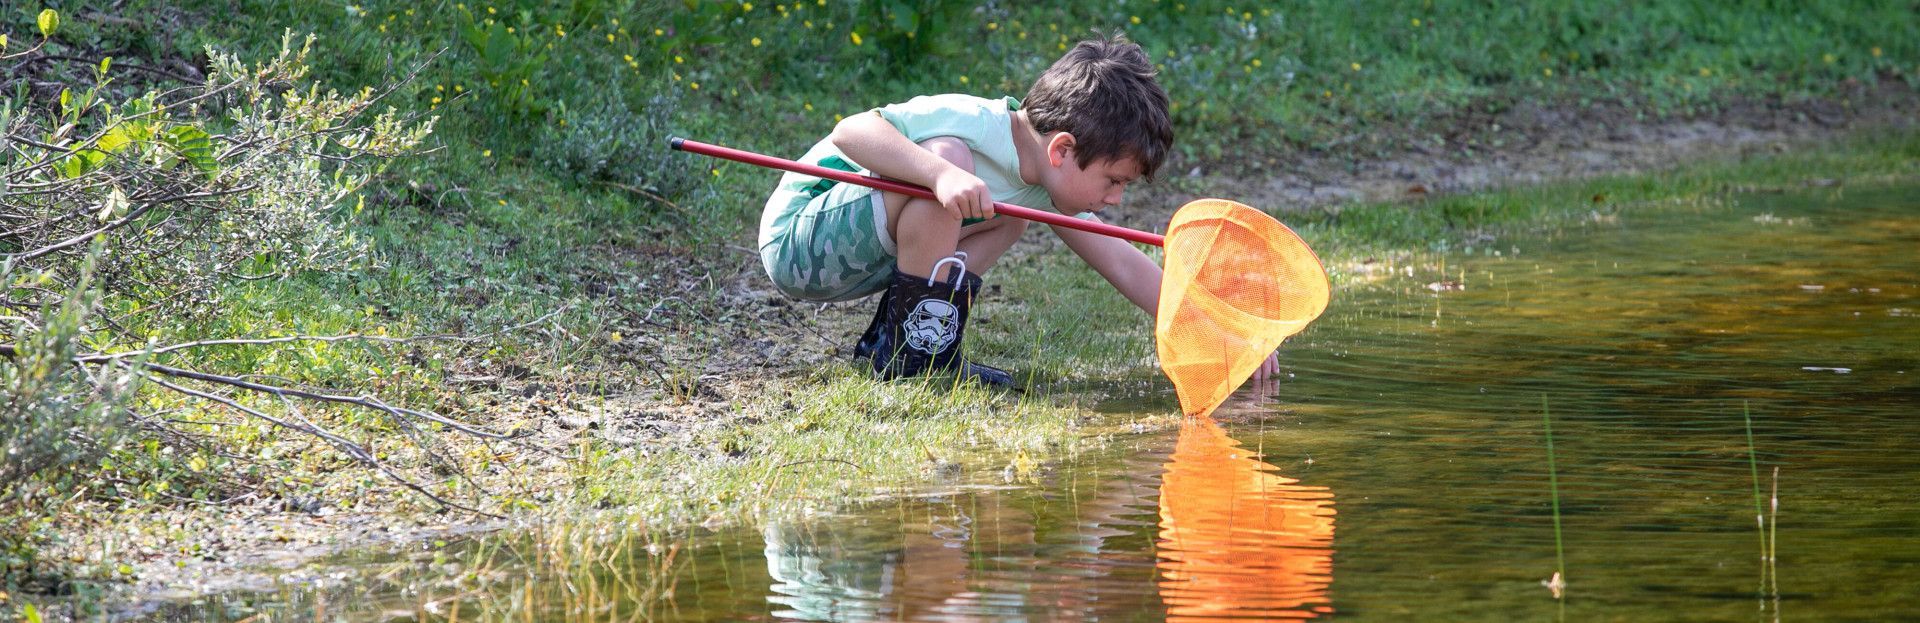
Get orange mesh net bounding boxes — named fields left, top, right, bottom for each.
left=1156, top=199, right=1330, bottom=418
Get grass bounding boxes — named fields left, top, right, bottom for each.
left=2, top=0, right=1918, bottom=613
left=1542, top=395, right=1567, bottom=602
left=1744, top=402, right=1769, bottom=602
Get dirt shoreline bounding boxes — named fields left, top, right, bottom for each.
left=84, top=84, right=1919, bottom=614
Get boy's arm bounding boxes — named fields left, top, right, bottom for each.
left=1056, top=218, right=1286, bottom=381
left=1052, top=221, right=1162, bottom=316
left=828, top=112, right=992, bottom=221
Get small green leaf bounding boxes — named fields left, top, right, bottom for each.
left=99, top=56, right=112, bottom=77
left=23, top=603, right=42, bottom=623
left=38, top=9, right=60, bottom=38
left=482, top=21, right=513, bottom=69
left=54, top=149, right=106, bottom=179
left=162, top=125, right=217, bottom=173
left=2, top=33, right=11, bottom=51
left=58, top=88, right=71, bottom=113
left=97, top=125, right=132, bottom=153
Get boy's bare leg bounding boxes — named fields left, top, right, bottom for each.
left=953, top=216, right=1028, bottom=274
left=890, top=195, right=960, bottom=279
left=888, top=196, right=1030, bottom=280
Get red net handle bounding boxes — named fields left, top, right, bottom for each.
left=671, top=137, right=1167, bottom=247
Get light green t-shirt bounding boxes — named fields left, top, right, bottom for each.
left=870, top=94, right=1056, bottom=217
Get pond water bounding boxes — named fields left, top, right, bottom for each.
left=145, top=183, right=1918, bottom=621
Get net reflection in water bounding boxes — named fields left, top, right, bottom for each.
left=1158, top=414, right=1338, bottom=620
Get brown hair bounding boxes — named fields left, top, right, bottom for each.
left=1023, top=33, right=1174, bottom=180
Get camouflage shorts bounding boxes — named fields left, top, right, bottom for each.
left=759, top=173, right=897, bottom=302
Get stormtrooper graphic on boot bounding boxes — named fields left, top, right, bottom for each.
left=903, top=299, right=959, bottom=356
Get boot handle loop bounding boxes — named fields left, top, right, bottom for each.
left=928, top=252, right=970, bottom=287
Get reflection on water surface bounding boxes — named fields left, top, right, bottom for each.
left=1158, top=414, right=1336, bottom=620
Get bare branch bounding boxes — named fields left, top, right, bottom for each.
left=2, top=183, right=259, bottom=262
left=140, top=372, right=500, bottom=518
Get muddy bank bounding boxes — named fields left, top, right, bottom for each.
left=78, top=84, right=1920, bottom=615
left=1186, top=84, right=1916, bottom=213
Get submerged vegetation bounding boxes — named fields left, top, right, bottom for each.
left=0, top=0, right=1915, bottom=613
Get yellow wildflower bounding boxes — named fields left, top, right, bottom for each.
left=486, top=6, right=495, bottom=14
left=691, top=82, right=699, bottom=90
left=1543, top=68, right=1553, bottom=77
left=1412, top=18, right=1421, bottom=27
left=675, top=55, right=684, bottom=63
left=804, top=20, right=813, bottom=29
left=1351, top=62, right=1362, bottom=71
left=1252, top=58, right=1262, bottom=67
left=654, top=28, right=663, bottom=36
left=432, top=96, right=442, bottom=104
left=743, top=2, right=754, bottom=11
left=1130, top=15, right=1140, bottom=24
left=1871, top=46, right=1882, bottom=58
left=752, top=36, right=761, bottom=47
left=804, top=102, right=814, bottom=111
left=1699, top=67, right=1711, bottom=76
left=1823, top=53, right=1836, bottom=64
left=960, top=75, right=969, bottom=84
left=851, top=31, right=863, bottom=45
left=483, top=149, right=492, bottom=157
left=607, top=33, right=615, bottom=42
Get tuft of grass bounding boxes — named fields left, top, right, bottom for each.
left=1744, top=401, right=1768, bottom=601
left=1543, top=395, right=1567, bottom=601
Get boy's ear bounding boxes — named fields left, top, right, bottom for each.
left=1046, top=132, right=1076, bottom=167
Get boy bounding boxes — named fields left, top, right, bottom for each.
left=760, top=35, right=1277, bottom=386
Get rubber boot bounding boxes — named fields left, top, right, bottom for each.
left=851, top=285, right=891, bottom=361
left=868, top=268, right=1013, bottom=388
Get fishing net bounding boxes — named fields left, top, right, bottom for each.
left=1156, top=200, right=1330, bottom=418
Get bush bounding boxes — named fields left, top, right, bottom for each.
left=1, top=31, right=435, bottom=322
left=0, top=251, right=140, bottom=580
left=533, top=85, right=703, bottom=205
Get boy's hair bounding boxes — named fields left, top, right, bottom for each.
left=1023, top=34, right=1174, bottom=180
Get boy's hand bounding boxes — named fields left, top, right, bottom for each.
left=1251, top=350, right=1281, bottom=383
left=933, top=167, right=994, bottom=222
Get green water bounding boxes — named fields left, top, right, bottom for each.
left=144, top=184, right=1919, bottom=620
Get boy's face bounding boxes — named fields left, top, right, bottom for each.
left=1045, top=151, right=1144, bottom=215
